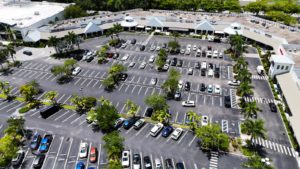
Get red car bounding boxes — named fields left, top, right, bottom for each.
left=89, top=147, right=98, bottom=163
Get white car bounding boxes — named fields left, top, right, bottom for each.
left=139, top=62, right=147, bottom=69
left=162, top=64, right=169, bottom=71
left=149, top=55, right=156, bottom=63
left=219, top=52, right=223, bottom=58
left=212, top=50, right=218, bottom=58
left=171, top=128, right=183, bottom=140
left=180, top=49, right=185, bottom=54
left=207, top=84, right=213, bottom=93
left=182, top=100, right=195, bottom=107
left=214, top=84, right=222, bottom=94
left=202, top=115, right=209, bottom=126
left=208, top=69, right=214, bottom=77
left=188, top=67, right=193, bottom=75
left=150, top=45, right=156, bottom=51
left=150, top=78, right=157, bottom=85
left=228, top=80, right=240, bottom=86
left=186, top=44, right=191, bottom=50
left=178, top=80, right=183, bottom=90
left=155, top=158, right=162, bottom=169
left=121, top=54, right=129, bottom=61
left=121, top=43, right=127, bottom=48
left=185, top=49, right=191, bottom=55
left=122, top=150, right=130, bottom=167
left=206, top=51, right=212, bottom=57
left=193, top=45, right=197, bottom=51
left=156, top=46, right=161, bottom=51
left=129, top=62, right=136, bottom=68
left=79, top=142, right=89, bottom=158
left=72, top=67, right=81, bottom=75
left=150, top=123, right=163, bottom=136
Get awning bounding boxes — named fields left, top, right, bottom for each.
left=136, top=25, right=145, bottom=28
left=145, top=27, right=152, bottom=30
left=215, top=31, right=224, bottom=34
left=154, top=29, right=161, bottom=33
left=168, top=27, right=189, bottom=32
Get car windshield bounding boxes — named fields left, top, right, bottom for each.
left=123, top=157, right=128, bottom=161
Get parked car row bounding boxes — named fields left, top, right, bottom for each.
left=122, top=150, right=185, bottom=169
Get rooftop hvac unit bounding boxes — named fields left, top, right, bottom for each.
left=34, top=11, right=40, bottom=15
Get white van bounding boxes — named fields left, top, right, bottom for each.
left=212, top=50, right=218, bottom=58
left=150, top=123, right=163, bottom=137
left=256, top=65, right=264, bottom=75
left=201, top=62, right=207, bottom=70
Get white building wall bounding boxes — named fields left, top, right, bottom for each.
left=269, top=62, right=294, bottom=78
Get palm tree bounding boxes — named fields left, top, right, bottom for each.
left=125, top=99, right=138, bottom=117
left=242, top=119, right=266, bottom=143
left=0, top=50, right=8, bottom=70
left=48, top=36, right=59, bottom=53
left=241, top=101, right=261, bottom=119
left=5, top=27, right=16, bottom=42
left=0, top=81, right=12, bottom=99
left=187, top=110, right=200, bottom=131
left=229, top=33, right=244, bottom=57
left=5, top=43, right=16, bottom=62
left=237, top=81, right=253, bottom=97
left=156, top=109, right=171, bottom=124
left=112, top=23, right=123, bottom=40
left=236, top=68, right=252, bottom=83
left=233, top=57, right=247, bottom=73
left=242, top=154, right=273, bottom=169
left=172, top=31, right=180, bottom=42
left=43, top=91, right=58, bottom=105
left=65, top=31, right=78, bottom=50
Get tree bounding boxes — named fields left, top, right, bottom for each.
left=186, top=110, right=201, bottom=131
left=161, top=68, right=181, bottom=97
left=172, top=31, right=179, bottom=42
left=5, top=43, right=16, bottom=62
left=0, top=81, right=12, bottom=100
left=242, top=154, right=274, bottom=169
left=144, top=94, right=169, bottom=111
left=103, top=131, right=124, bottom=160
left=241, top=101, right=261, bottom=119
left=19, top=82, right=40, bottom=102
left=107, top=159, right=123, bottom=169
left=229, top=34, right=244, bottom=57
left=102, top=75, right=116, bottom=91
left=195, top=124, right=230, bottom=151
left=43, top=91, right=58, bottom=105
left=71, top=95, right=97, bottom=113
left=223, top=0, right=240, bottom=11
left=0, top=50, right=8, bottom=70
left=51, top=65, right=66, bottom=77
left=109, top=63, right=127, bottom=82
left=168, top=41, right=180, bottom=52
left=48, top=36, right=59, bottom=53
left=0, top=135, right=19, bottom=167
left=151, top=109, right=171, bottom=124
left=237, top=81, right=253, bottom=97
left=92, top=97, right=119, bottom=132
left=107, top=0, right=125, bottom=11
left=64, top=58, right=77, bottom=70
left=65, top=31, right=79, bottom=50
left=64, top=5, right=87, bottom=19
left=112, top=23, right=123, bottom=40
left=155, top=49, right=168, bottom=69
left=233, top=57, right=247, bottom=74
left=242, top=119, right=266, bottom=142
left=125, top=99, right=138, bottom=117
left=245, top=1, right=267, bottom=15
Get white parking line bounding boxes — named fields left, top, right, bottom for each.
left=70, top=116, right=83, bottom=124
left=120, top=104, right=126, bottom=114
left=96, top=143, right=101, bottom=169
left=161, top=156, right=165, bottom=169
left=74, top=78, right=82, bottom=85
left=177, top=131, right=188, bottom=144
left=0, top=101, right=18, bottom=111
left=86, top=142, right=92, bottom=169
left=63, top=95, right=72, bottom=104
left=125, top=85, right=130, bottom=93
left=63, top=138, right=74, bottom=169
left=174, top=112, right=179, bottom=123
left=136, top=123, right=149, bottom=136
left=54, top=111, right=70, bottom=121
left=57, top=94, right=65, bottom=103
left=131, top=85, right=137, bottom=93
left=92, top=80, right=99, bottom=88
left=6, top=102, right=24, bottom=112
left=80, top=78, right=88, bottom=86
left=100, top=72, right=107, bottom=78
left=138, top=86, right=144, bottom=95
left=62, top=113, right=76, bottom=122
left=51, top=136, right=64, bottom=169
left=86, top=79, right=94, bottom=87
left=194, top=163, right=198, bottom=169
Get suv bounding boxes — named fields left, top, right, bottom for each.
left=200, top=83, right=206, bottom=92
left=150, top=123, right=164, bottom=137
left=23, top=50, right=32, bottom=56
left=155, top=158, right=162, bottom=169
left=145, top=108, right=154, bottom=117
left=171, top=58, right=178, bottom=66
left=174, top=91, right=181, bottom=101
left=144, top=156, right=152, bottom=169
left=194, top=62, right=200, bottom=69
left=269, top=103, right=277, bottom=112
left=177, top=60, right=183, bottom=67
left=140, top=45, right=146, bottom=51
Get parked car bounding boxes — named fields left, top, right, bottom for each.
left=200, top=83, right=206, bottom=92
left=156, top=46, right=161, bottom=51
left=176, top=162, right=185, bottom=169
left=149, top=55, right=156, bottom=63
left=171, top=57, right=178, bottom=66
left=162, top=126, right=173, bottom=137
left=177, top=60, right=183, bottom=67
left=131, top=39, right=136, bottom=44
left=202, top=115, right=209, bottom=126
left=123, top=117, right=139, bottom=129
left=122, top=150, right=130, bottom=168
left=11, top=150, right=25, bottom=166
left=140, top=45, right=146, bottom=51
left=188, top=68, right=193, bottom=75
left=30, top=133, right=42, bottom=150
left=214, top=84, right=222, bottom=94
left=184, top=82, right=190, bottom=91
left=150, top=123, right=164, bottom=137
left=139, top=62, right=147, bottom=69
left=171, top=128, right=183, bottom=140
left=178, top=80, right=183, bottom=90
left=72, top=67, right=81, bottom=75
left=89, top=147, right=98, bottom=163
left=165, top=159, right=174, bottom=169
left=162, top=64, right=169, bottom=71
left=194, top=62, right=200, bottom=69
left=144, top=156, right=152, bottom=169
left=182, top=100, right=195, bottom=107
left=185, top=49, right=191, bottom=55
left=192, top=45, right=197, bottom=51
left=228, top=80, right=240, bottom=86
left=79, top=142, right=89, bottom=158
left=114, top=118, right=125, bottom=128
left=269, top=103, right=277, bottom=112
left=76, top=161, right=85, bottom=169
left=201, top=70, right=206, bottom=76
left=155, top=158, right=162, bottom=169
left=23, top=50, right=32, bottom=56
left=224, top=96, right=231, bottom=108
left=174, top=91, right=181, bottom=101
left=133, top=154, right=141, bottom=169
left=208, top=69, right=214, bottom=77
left=129, top=62, right=136, bottom=68
left=145, top=108, right=154, bottom=117
left=212, top=50, right=218, bottom=58
left=133, top=119, right=145, bottom=130
left=33, top=154, right=45, bottom=169
left=150, top=45, right=156, bottom=51
left=150, top=78, right=157, bottom=86
left=118, top=73, right=128, bottom=81
left=38, top=134, right=53, bottom=153
left=180, top=49, right=185, bottom=54
left=207, top=84, right=213, bottom=93
left=121, top=54, right=129, bottom=61
left=121, top=43, right=127, bottom=48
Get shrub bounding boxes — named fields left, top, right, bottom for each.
left=19, top=106, right=30, bottom=114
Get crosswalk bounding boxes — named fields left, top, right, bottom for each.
left=243, top=96, right=278, bottom=104
left=252, top=138, right=296, bottom=157
left=227, top=66, right=233, bottom=80
left=251, top=75, right=268, bottom=81
left=209, top=151, right=219, bottom=169
left=230, top=89, right=240, bottom=109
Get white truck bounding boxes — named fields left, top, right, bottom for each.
left=256, top=65, right=265, bottom=75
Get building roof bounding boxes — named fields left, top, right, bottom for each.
left=194, top=20, right=214, bottom=31
left=23, top=29, right=40, bottom=42
left=84, top=22, right=102, bottom=34
left=0, top=1, right=68, bottom=28
left=121, top=16, right=137, bottom=27
left=271, top=55, right=295, bottom=65
left=147, top=17, right=164, bottom=27
left=276, top=72, right=300, bottom=143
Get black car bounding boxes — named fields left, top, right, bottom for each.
left=177, top=60, right=183, bottom=67
left=145, top=108, right=153, bottom=117
left=11, top=150, right=25, bottom=166
left=23, top=50, right=32, bottom=56
left=184, top=82, right=190, bottom=91
left=123, top=117, right=139, bottom=129
left=131, top=39, right=137, bottom=44
left=133, top=154, right=141, bottom=167
left=200, top=83, right=206, bottom=92
left=113, top=53, right=119, bottom=59
left=144, top=156, right=152, bottom=169
left=86, top=56, right=94, bottom=62
left=176, top=162, right=185, bottom=169
left=118, top=73, right=128, bottom=81
left=269, top=103, right=277, bottom=112
left=171, top=58, right=178, bottom=66
left=201, top=70, right=206, bottom=76
left=140, top=45, right=145, bottom=51
left=165, top=159, right=174, bottom=169
left=30, top=133, right=42, bottom=150
left=33, top=154, right=45, bottom=169
left=208, top=63, right=213, bottom=69
left=214, top=71, right=220, bottom=78
left=224, top=96, right=231, bottom=108
left=162, top=43, right=167, bottom=48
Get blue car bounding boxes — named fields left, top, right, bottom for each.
left=123, top=117, right=139, bottom=129
left=76, top=161, right=85, bottom=169
left=162, top=126, right=173, bottom=137
left=38, top=135, right=53, bottom=153
left=30, top=133, right=41, bottom=150
left=87, top=167, right=95, bottom=169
